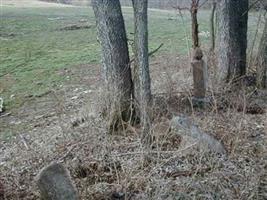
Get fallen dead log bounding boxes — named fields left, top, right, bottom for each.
left=59, top=24, right=94, bottom=31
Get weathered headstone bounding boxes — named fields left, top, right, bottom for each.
left=170, top=116, right=226, bottom=155
left=36, top=162, right=79, bottom=200
left=191, top=48, right=208, bottom=106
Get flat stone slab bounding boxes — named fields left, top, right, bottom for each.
left=170, top=116, right=226, bottom=155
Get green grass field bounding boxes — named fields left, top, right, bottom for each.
left=0, top=5, right=259, bottom=110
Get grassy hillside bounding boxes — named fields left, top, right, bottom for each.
left=0, top=4, right=261, bottom=110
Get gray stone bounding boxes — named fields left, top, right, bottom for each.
left=36, top=162, right=79, bottom=200
left=0, top=98, right=3, bottom=113
left=192, top=96, right=211, bottom=108
left=170, top=116, right=226, bottom=154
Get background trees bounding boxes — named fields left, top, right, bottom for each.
left=257, top=14, right=267, bottom=88
left=216, top=0, right=249, bottom=82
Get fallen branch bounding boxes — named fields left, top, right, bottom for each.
left=19, top=134, right=30, bottom=150
left=0, top=112, right=11, bottom=118
left=59, top=24, right=94, bottom=31
left=130, top=43, right=164, bottom=63
left=165, top=166, right=212, bottom=178
left=114, top=142, right=198, bottom=157
left=148, top=43, right=164, bottom=57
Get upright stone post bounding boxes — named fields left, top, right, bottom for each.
left=191, top=47, right=207, bottom=106
left=36, top=162, right=79, bottom=200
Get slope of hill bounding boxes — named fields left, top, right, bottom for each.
left=2, top=0, right=73, bottom=7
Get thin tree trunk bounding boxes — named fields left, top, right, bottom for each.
left=92, top=0, right=134, bottom=131
left=191, top=0, right=199, bottom=49
left=216, top=0, right=248, bottom=82
left=257, top=18, right=267, bottom=88
left=210, top=0, right=216, bottom=52
left=132, top=0, right=152, bottom=145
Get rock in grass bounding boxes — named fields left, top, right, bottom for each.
left=0, top=98, right=3, bottom=113
left=170, top=116, right=226, bottom=155
left=36, top=162, right=79, bottom=200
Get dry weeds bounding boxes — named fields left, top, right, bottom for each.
left=0, top=55, right=266, bottom=199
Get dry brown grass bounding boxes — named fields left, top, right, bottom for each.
left=1, top=54, right=266, bottom=199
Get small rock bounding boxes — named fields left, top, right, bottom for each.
left=0, top=97, right=4, bottom=113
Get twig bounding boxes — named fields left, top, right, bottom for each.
left=148, top=43, right=164, bottom=57
left=19, top=134, right=30, bottom=150
left=199, top=0, right=209, bottom=9
left=115, top=142, right=198, bottom=157
left=0, top=112, right=11, bottom=118
left=130, top=43, right=164, bottom=63
left=165, top=166, right=212, bottom=178
left=58, top=144, right=78, bottom=162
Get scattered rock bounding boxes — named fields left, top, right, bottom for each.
left=0, top=97, right=4, bottom=113
left=170, top=115, right=226, bottom=154
left=112, top=191, right=125, bottom=199
left=36, top=162, right=79, bottom=200
left=48, top=17, right=64, bottom=21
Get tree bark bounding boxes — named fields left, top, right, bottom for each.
left=216, top=0, right=248, bottom=82
left=92, top=0, right=134, bottom=130
left=210, top=0, right=216, bottom=52
left=257, top=18, right=267, bottom=88
left=132, top=0, right=152, bottom=145
left=191, top=0, right=199, bottom=49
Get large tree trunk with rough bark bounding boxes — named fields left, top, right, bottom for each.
left=216, top=0, right=248, bottom=82
left=257, top=18, right=267, bottom=88
left=132, top=0, right=152, bottom=145
left=92, top=0, right=134, bottom=130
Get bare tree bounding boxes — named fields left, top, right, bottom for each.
left=216, top=0, right=249, bottom=82
left=257, top=15, right=267, bottom=88
left=209, top=0, right=216, bottom=52
left=132, top=0, right=152, bottom=145
left=92, top=0, right=134, bottom=130
left=191, top=0, right=200, bottom=49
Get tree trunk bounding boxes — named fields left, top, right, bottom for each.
left=132, top=0, right=152, bottom=145
left=216, top=0, right=248, bottom=82
left=92, top=0, right=134, bottom=130
left=210, top=0, right=216, bottom=52
left=191, top=0, right=199, bottom=49
left=257, top=18, right=267, bottom=88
